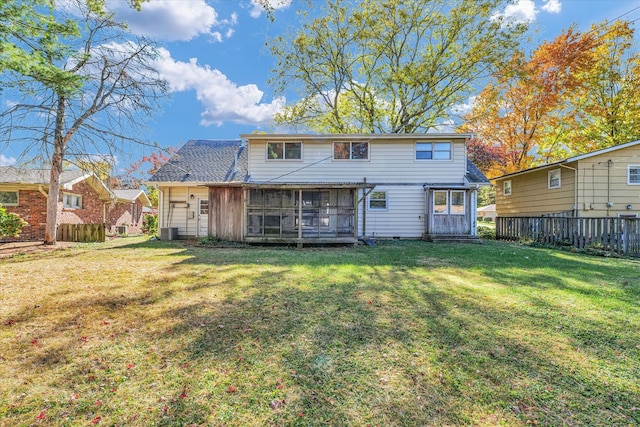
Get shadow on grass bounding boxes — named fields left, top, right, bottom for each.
left=2, top=239, right=638, bottom=426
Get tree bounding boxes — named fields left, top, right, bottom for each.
left=269, top=0, right=526, bottom=133
left=0, top=205, right=27, bottom=238
left=0, top=0, right=168, bottom=244
left=463, top=20, right=640, bottom=174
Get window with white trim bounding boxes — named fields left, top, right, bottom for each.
left=63, top=193, right=82, bottom=209
left=368, top=191, right=387, bottom=210
left=548, top=169, right=561, bottom=188
left=450, top=191, right=465, bottom=215
left=503, top=180, right=512, bottom=196
left=333, top=141, right=369, bottom=160
left=416, top=142, right=451, bottom=160
left=433, top=191, right=448, bottom=214
left=0, top=190, right=18, bottom=206
left=267, top=142, right=302, bottom=160
left=628, top=165, right=640, bottom=185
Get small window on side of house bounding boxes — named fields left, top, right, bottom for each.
left=503, top=180, right=512, bottom=196
left=628, top=165, right=640, bottom=185
left=333, top=141, right=369, bottom=160
left=0, top=190, right=19, bottom=206
left=369, top=191, right=387, bottom=210
left=548, top=169, right=561, bottom=189
left=416, top=142, right=451, bottom=160
left=63, top=193, right=82, bottom=209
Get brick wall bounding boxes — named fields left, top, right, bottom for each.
left=105, top=198, right=145, bottom=234
left=2, top=189, right=48, bottom=241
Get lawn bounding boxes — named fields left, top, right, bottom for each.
left=0, top=237, right=638, bottom=426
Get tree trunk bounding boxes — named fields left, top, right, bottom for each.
left=44, top=95, right=67, bottom=245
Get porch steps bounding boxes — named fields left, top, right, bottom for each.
left=422, top=234, right=482, bottom=243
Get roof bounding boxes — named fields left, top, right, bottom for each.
left=241, top=132, right=475, bottom=141
left=0, top=167, right=89, bottom=185
left=493, top=139, right=640, bottom=181
left=466, top=159, right=490, bottom=185
left=111, top=189, right=152, bottom=207
left=148, top=140, right=249, bottom=183
left=477, top=204, right=496, bottom=212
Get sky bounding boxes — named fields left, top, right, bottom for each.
left=2, top=0, right=640, bottom=170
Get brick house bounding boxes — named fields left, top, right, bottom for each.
left=0, top=167, right=151, bottom=241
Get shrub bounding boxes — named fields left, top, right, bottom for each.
left=0, top=204, right=28, bottom=238
left=477, top=225, right=495, bottom=240
left=142, top=214, right=158, bottom=235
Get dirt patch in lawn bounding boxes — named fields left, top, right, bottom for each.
left=0, top=241, right=78, bottom=258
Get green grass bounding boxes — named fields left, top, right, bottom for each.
left=1, top=237, right=639, bottom=426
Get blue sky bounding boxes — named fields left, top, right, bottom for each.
left=2, top=0, right=640, bottom=170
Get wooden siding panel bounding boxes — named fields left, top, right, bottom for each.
left=496, top=167, right=575, bottom=216
left=209, top=187, right=244, bottom=241
left=248, top=138, right=467, bottom=184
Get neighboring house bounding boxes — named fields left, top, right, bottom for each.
left=0, top=167, right=151, bottom=241
left=109, top=189, right=153, bottom=235
left=477, top=204, right=496, bottom=221
left=493, top=139, right=640, bottom=218
left=148, top=134, right=490, bottom=244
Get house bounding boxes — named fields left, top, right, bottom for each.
left=148, top=134, right=489, bottom=244
left=477, top=204, right=496, bottom=221
left=0, top=166, right=152, bottom=241
left=493, top=139, right=640, bottom=218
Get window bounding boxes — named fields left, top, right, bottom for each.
left=433, top=191, right=448, bottom=214
left=63, top=193, right=82, bottom=209
left=0, top=190, right=18, bottom=206
left=433, top=190, right=466, bottom=215
left=416, top=142, right=451, bottom=160
left=548, top=169, right=561, bottom=188
left=368, top=191, right=387, bottom=210
left=333, top=141, right=369, bottom=160
left=628, top=165, right=640, bottom=185
left=450, top=191, right=465, bottom=215
left=267, top=142, right=302, bottom=160
left=503, top=180, right=512, bottom=196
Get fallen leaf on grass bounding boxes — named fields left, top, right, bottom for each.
left=36, top=410, right=46, bottom=421
left=90, top=416, right=101, bottom=424
left=270, top=399, right=285, bottom=410
left=227, top=386, right=236, bottom=393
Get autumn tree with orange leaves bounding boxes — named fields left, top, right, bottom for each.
left=462, top=20, right=640, bottom=178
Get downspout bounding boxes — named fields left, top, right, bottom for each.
left=560, top=164, right=578, bottom=216
left=362, top=177, right=367, bottom=237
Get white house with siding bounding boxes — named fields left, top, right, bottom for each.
left=148, top=134, right=489, bottom=244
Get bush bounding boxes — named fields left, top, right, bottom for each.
left=0, top=205, right=28, bottom=238
left=483, top=216, right=494, bottom=222
left=477, top=225, right=495, bottom=240
left=142, top=214, right=158, bottom=235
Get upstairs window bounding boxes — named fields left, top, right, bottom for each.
left=333, top=141, right=369, bottom=160
left=0, top=190, right=18, bottom=206
left=503, top=180, right=512, bottom=196
left=628, top=165, right=640, bottom=185
left=267, top=142, right=302, bottom=160
left=63, top=193, right=82, bottom=209
left=548, top=169, right=561, bottom=189
left=416, top=142, right=451, bottom=160
left=368, top=191, right=387, bottom=210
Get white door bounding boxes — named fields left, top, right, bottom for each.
left=197, top=198, right=209, bottom=237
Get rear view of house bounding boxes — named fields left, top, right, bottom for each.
left=149, top=134, right=489, bottom=244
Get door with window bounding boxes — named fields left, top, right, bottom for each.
left=427, top=189, right=469, bottom=234
left=197, top=198, right=209, bottom=237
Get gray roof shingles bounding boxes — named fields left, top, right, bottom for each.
left=0, top=167, right=88, bottom=185
left=148, top=140, right=248, bottom=183
left=465, top=159, right=490, bottom=185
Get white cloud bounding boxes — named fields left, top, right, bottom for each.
left=495, top=0, right=562, bottom=24
left=542, top=0, right=561, bottom=14
left=249, top=0, right=293, bottom=18
left=0, top=154, right=17, bottom=166
left=108, top=0, right=235, bottom=42
left=155, top=49, right=285, bottom=126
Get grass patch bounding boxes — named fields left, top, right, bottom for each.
left=1, top=238, right=639, bottom=426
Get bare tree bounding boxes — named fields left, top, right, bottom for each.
left=1, top=0, right=168, bottom=244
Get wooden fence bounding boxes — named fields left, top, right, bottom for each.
left=57, top=223, right=106, bottom=243
left=496, top=216, right=640, bottom=257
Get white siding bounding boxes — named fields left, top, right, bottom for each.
left=359, top=185, right=426, bottom=238
left=248, top=138, right=467, bottom=184
left=158, top=186, right=208, bottom=237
